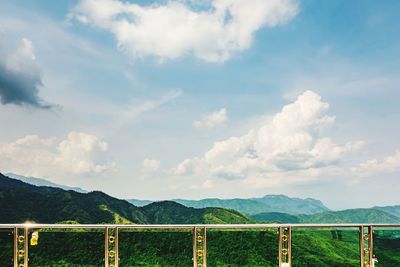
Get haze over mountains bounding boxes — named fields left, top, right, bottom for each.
left=5, top=173, right=87, bottom=193
left=2, top=172, right=400, bottom=225
left=128, top=195, right=329, bottom=215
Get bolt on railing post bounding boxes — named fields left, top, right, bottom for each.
left=360, top=226, right=373, bottom=267
left=193, top=227, right=207, bottom=267
left=105, top=227, right=119, bottom=267
left=278, top=226, right=291, bottom=267
left=14, top=226, right=29, bottom=267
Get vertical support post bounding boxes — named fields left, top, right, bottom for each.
left=14, top=227, right=28, bottom=267
left=105, top=227, right=119, bottom=267
left=279, top=227, right=291, bottom=267
left=360, top=226, right=373, bottom=267
left=193, top=227, right=207, bottom=267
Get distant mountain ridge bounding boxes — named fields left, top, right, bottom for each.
left=374, top=205, right=400, bottom=218
left=6, top=173, right=87, bottom=193
left=128, top=194, right=330, bottom=215
left=300, top=208, right=400, bottom=224
left=251, top=208, right=400, bottom=224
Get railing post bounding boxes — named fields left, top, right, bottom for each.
left=360, top=226, right=373, bottom=267
left=14, top=226, right=28, bottom=267
left=105, top=227, right=119, bottom=267
left=279, top=226, right=291, bottom=267
left=193, top=227, right=207, bottom=267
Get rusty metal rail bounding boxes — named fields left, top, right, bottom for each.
left=1, top=223, right=399, bottom=267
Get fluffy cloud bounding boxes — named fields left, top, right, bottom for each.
left=175, top=91, right=364, bottom=187
left=352, top=151, right=400, bottom=177
left=142, top=158, right=161, bottom=173
left=193, top=108, right=228, bottom=128
left=69, top=0, right=299, bottom=62
left=0, top=132, right=115, bottom=178
left=0, top=38, right=52, bottom=108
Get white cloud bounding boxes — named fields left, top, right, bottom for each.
left=175, top=90, right=364, bottom=187
left=69, top=0, right=299, bottom=62
left=121, top=89, right=182, bottom=121
left=0, top=132, right=115, bottom=179
left=352, top=151, right=400, bottom=177
left=190, top=179, right=214, bottom=189
left=193, top=107, right=228, bottom=128
left=142, top=158, right=161, bottom=173
left=7, top=38, right=38, bottom=74
left=112, top=89, right=182, bottom=130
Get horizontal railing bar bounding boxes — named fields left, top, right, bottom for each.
left=0, top=223, right=400, bottom=229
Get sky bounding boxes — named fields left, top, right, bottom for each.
left=0, top=0, right=399, bottom=210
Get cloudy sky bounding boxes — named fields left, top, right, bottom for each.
left=0, top=0, right=399, bottom=210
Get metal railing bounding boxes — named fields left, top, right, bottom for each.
left=1, top=223, right=399, bottom=267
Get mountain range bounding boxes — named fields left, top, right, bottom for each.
left=251, top=209, right=400, bottom=224
left=2, top=172, right=400, bottom=224
left=0, top=173, right=250, bottom=224
left=128, top=195, right=330, bottom=215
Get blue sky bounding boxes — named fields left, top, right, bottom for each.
left=0, top=0, right=399, bottom=209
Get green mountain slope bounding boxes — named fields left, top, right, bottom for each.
left=0, top=173, right=147, bottom=224
left=128, top=194, right=330, bottom=215
left=299, top=208, right=400, bottom=224
left=141, top=201, right=251, bottom=224
left=374, top=205, right=400, bottom=217
left=252, top=195, right=329, bottom=214
left=252, top=209, right=400, bottom=224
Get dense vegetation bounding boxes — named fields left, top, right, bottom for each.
left=1, top=228, right=399, bottom=266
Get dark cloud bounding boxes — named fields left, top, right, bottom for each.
left=0, top=38, right=53, bottom=109
left=0, top=63, right=51, bottom=108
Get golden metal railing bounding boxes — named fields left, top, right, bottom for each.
left=1, top=223, right=399, bottom=267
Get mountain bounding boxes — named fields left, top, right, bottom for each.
left=299, top=208, right=400, bottom=224
left=5, top=173, right=87, bottom=193
left=251, top=212, right=300, bottom=223
left=374, top=205, right=400, bottom=217
left=128, top=194, right=330, bottom=215
left=251, top=209, right=400, bottom=224
left=142, top=201, right=251, bottom=224
left=0, top=173, right=250, bottom=224
left=0, top=173, right=147, bottom=224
